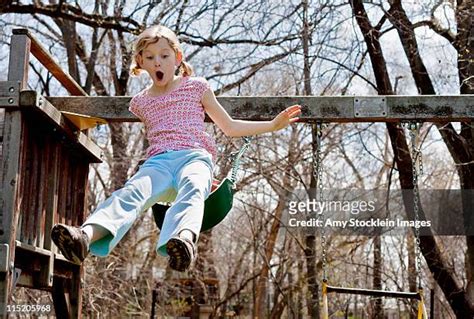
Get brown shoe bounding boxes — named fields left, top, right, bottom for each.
left=166, top=236, right=196, bottom=272
left=51, top=224, right=90, bottom=264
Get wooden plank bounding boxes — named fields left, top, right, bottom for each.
left=54, top=254, right=76, bottom=265
left=12, top=29, right=87, bottom=97
left=7, top=33, right=30, bottom=89
left=0, top=111, right=23, bottom=316
left=77, top=163, right=89, bottom=226
left=27, top=135, right=40, bottom=246
left=0, top=118, right=23, bottom=230
left=64, top=155, right=72, bottom=224
left=1, top=33, right=30, bottom=315
left=36, top=134, right=48, bottom=249
left=16, top=118, right=28, bottom=244
left=57, top=156, right=67, bottom=226
left=15, top=240, right=53, bottom=258
left=47, top=96, right=133, bottom=121
left=71, top=162, right=80, bottom=226
left=12, top=246, right=53, bottom=290
left=21, top=123, right=33, bottom=244
left=52, top=277, right=71, bottom=317
left=38, top=253, right=54, bottom=288
left=43, top=142, right=59, bottom=251
left=69, top=264, right=83, bottom=318
left=20, top=91, right=102, bottom=163
left=46, top=95, right=474, bottom=122
left=0, top=109, right=3, bottom=184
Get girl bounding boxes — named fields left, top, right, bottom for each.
left=51, top=25, right=301, bottom=272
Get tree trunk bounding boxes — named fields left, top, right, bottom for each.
left=351, top=0, right=474, bottom=316
left=108, top=123, right=131, bottom=191
left=302, top=1, right=319, bottom=317
left=371, top=236, right=383, bottom=318
left=407, top=232, right=417, bottom=318
left=254, top=131, right=297, bottom=318
left=61, top=20, right=81, bottom=85
left=304, top=235, right=319, bottom=318
left=455, top=0, right=474, bottom=303
left=195, top=231, right=219, bottom=305
left=302, top=0, right=312, bottom=96
left=254, top=187, right=292, bottom=318
left=385, top=1, right=474, bottom=315
left=296, top=258, right=304, bottom=319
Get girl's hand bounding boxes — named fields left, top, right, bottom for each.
left=271, top=105, right=302, bottom=131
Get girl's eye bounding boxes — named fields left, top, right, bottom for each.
left=162, top=55, right=169, bottom=58
left=146, top=56, right=153, bottom=60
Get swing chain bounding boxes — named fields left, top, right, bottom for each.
left=229, top=137, right=252, bottom=184
left=312, top=123, right=327, bottom=282
left=418, top=147, right=424, bottom=176
left=407, top=122, right=423, bottom=289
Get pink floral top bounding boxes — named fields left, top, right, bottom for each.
left=129, top=76, right=217, bottom=161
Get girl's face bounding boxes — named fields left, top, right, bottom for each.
left=138, top=38, right=182, bottom=86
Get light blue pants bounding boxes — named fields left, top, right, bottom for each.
left=82, top=149, right=213, bottom=257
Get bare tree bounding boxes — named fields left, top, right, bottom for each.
left=2, top=0, right=472, bottom=317
left=350, top=0, right=474, bottom=316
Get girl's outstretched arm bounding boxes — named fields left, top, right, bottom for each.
left=202, top=87, right=301, bottom=137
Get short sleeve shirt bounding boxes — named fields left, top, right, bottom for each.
left=129, top=76, right=217, bottom=161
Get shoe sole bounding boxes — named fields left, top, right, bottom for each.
left=166, top=238, right=192, bottom=272
left=51, top=225, right=83, bottom=264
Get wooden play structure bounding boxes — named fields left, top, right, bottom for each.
left=0, top=29, right=103, bottom=318
left=0, top=29, right=472, bottom=318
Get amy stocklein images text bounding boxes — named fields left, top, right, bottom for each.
left=287, top=216, right=432, bottom=229
left=288, top=199, right=376, bottom=215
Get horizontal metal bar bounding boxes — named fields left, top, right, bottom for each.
left=46, top=95, right=474, bottom=122
left=326, top=285, right=421, bottom=300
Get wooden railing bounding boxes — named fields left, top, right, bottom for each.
left=0, top=29, right=101, bottom=319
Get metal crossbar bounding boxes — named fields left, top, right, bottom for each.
left=325, top=285, right=421, bottom=300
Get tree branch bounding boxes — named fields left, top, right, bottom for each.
left=2, top=3, right=142, bottom=34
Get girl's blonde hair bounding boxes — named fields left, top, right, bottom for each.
left=130, top=25, right=193, bottom=77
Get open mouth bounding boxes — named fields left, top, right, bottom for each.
left=156, top=71, right=164, bottom=80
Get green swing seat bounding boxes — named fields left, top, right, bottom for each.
left=152, top=177, right=234, bottom=232
left=152, top=137, right=251, bottom=232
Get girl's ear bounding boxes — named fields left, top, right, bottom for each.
left=176, top=51, right=183, bottom=66
left=136, top=54, right=143, bottom=68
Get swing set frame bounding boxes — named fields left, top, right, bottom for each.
left=0, top=28, right=472, bottom=318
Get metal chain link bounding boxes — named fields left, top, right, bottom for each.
left=418, top=145, right=424, bottom=176
left=407, top=122, right=423, bottom=289
left=229, top=136, right=252, bottom=185
left=312, top=123, right=327, bottom=282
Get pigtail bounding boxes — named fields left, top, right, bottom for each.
left=130, top=48, right=143, bottom=76
left=130, top=63, right=142, bottom=77
left=179, top=61, right=194, bottom=77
